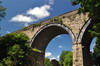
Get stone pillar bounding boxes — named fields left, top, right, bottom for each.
left=35, top=52, right=44, bottom=66
left=73, top=42, right=84, bottom=66
left=28, top=52, right=44, bottom=66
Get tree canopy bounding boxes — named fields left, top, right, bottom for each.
left=44, top=58, right=52, bottom=66
left=51, top=59, right=60, bottom=66
left=71, top=0, right=100, bottom=19
left=0, top=33, right=35, bottom=66
left=0, top=1, right=6, bottom=20
left=59, top=51, right=72, bottom=66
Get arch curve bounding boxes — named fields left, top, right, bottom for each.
left=78, top=19, right=96, bottom=45
left=77, top=19, right=97, bottom=66
left=30, top=23, right=75, bottom=51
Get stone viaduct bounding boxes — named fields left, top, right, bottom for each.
left=15, top=10, right=96, bottom=66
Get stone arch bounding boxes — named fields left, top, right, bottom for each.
left=30, top=23, right=75, bottom=66
left=77, top=19, right=97, bottom=66
left=31, top=23, right=75, bottom=50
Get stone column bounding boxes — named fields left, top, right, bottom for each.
left=35, top=52, right=44, bottom=66
left=73, top=42, right=84, bottom=66
left=28, top=52, right=44, bottom=66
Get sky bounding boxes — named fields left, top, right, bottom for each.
left=1, top=0, right=95, bottom=61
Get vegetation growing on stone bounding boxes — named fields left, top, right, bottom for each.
left=32, top=48, right=42, bottom=53
left=50, top=16, right=62, bottom=23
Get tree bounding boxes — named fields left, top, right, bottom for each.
left=60, top=51, right=73, bottom=66
left=0, top=33, right=35, bottom=66
left=51, top=59, right=60, bottom=66
left=71, top=0, right=100, bottom=19
left=0, top=32, right=29, bottom=60
left=0, top=1, right=6, bottom=20
left=44, top=58, right=52, bottom=66
left=0, top=1, right=6, bottom=35
left=90, top=23, right=100, bottom=66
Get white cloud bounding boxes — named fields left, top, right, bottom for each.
left=50, top=56, right=56, bottom=61
left=56, top=56, right=60, bottom=61
left=56, top=35, right=61, bottom=38
left=45, top=52, right=52, bottom=57
left=27, top=5, right=51, bottom=19
left=6, top=31, right=10, bottom=34
left=58, top=45, right=63, bottom=48
left=49, top=0, right=54, bottom=5
left=10, top=4, right=52, bottom=23
left=10, top=15, right=34, bottom=22
left=57, top=56, right=60, bottom=59
left=24, top=23, right=29, bottom=27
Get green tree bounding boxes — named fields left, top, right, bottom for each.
left=51, top=59, right=60, bottom=66
left=71, top=0, right=100, bottom=19
left=44, top=58, right=52, bottom=66
left=0, top=32, right=29, bottom=60
left=90, top=23, right=100, bottom=66
left=0, top=33, right=35, bottom=66
left=0, top=1, right=6, bottom=36
left=0, top=1, right=6, bottom=20
left=60, top=51, right=73, bottom=66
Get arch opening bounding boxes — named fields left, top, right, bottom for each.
left=30, top=24, right=74, bottom=66
left=45, top=34, right=73, bottom=66
left=31, top=24, right=74, bottom=51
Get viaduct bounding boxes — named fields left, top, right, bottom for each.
left=15, top=10, right=96, bottom=66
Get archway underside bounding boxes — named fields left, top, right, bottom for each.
left=31, top=24, right=74, bottom=52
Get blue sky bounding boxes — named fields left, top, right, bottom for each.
left=1, top=0, right=95, bottom=61
left=1, top=0, right=80, bottom=35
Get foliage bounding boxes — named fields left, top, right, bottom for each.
left=59, top=51, right=72, bottom=66
left=0, top=33, right=37, bottom=66
left=89, top=23, right=100, bottom=65
left=0, top=33, right=29, bottom=60
left=44, top=58, right=52, bottom=66
left=32, top=48, right=42, bottom=53
left=51, top=59, right=60, bottom=66
left=0, top=1, right=6, bottom=35
left=50, top=16, right=62, bottom=23
left=71, top=0, right=100, bottom=19
left=0, top=1, right=6, bottom=20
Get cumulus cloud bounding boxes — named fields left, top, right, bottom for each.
left=10, top=14, right=34, bottom=22
left=45, top=52, right=52, bottom=57
left=27, top=5, right=51, bottom=19
left=56, top=35, right=61, bottom=38
left=50, top=56, right=56, bottom=61
left=57, top=56, right=60, bottom=59
left=10, top=4, right=52, bottom=23
left=58, top=45, right=63, bottom=48
left=6, top=31, right=11, bottom=34
left=24, top=23, right=29, bottom=27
